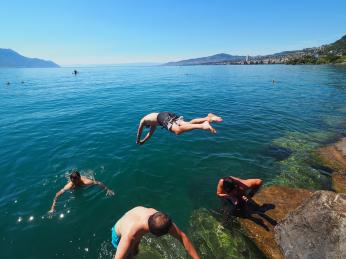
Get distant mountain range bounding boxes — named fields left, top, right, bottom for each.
left=164, top=53, right=246, bottom=66
left=164, top=35, right=346, bottom=65
left=0, top=49, right=59, bottom=68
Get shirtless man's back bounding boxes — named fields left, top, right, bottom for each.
left=112, top=206, right=200, bottom=259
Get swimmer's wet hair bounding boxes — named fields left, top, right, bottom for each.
left=148, top=212, right=172, bottom=236
left=69, top=170, right=81, bottom=180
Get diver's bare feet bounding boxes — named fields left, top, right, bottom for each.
left=208, top=113, right=223, bottom=123
left=202, top=121, right=216, bottom=134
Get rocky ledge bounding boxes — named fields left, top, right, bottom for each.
left=275, top=191, right=346, bottom=259
left=239, top=185, right=313, bottom=259
left=317, top=137, right=346, bottom=192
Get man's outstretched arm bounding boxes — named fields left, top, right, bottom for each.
left=48, top=183, right=72, bottom=213
left=139, top=125, right=156, bottom=145
left=169, top=224, right=200, bottom=259
left=93, top=180, right=114, bottom=196
left=136, top=121, right=144, bottom=144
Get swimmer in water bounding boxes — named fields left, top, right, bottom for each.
left=48, top=170, right=114, bottom=213
left=73, top=70, right=78, bottom=75
left=136, top=112, right=222, bottom=145
left=111, top=206, right=200, bottom=259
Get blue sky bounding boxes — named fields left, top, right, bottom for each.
left=1, top=0, right=345, bottom=65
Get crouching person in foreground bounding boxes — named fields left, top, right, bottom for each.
left=112, top=206, right=200, bottom=259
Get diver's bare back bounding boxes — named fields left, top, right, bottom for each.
left=141, top=113, right=159, bottom=126
left=116, top=206, right=157, bottom=239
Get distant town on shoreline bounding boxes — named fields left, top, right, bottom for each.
left=1, top=35, right=345, bottom=68
left=164, top=35, right=346, bottom=66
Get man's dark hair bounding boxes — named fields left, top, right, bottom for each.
left=69, top=170, right=81, bottom=181
left=148, top=212, right=172, bottom=236
left=223, top=178, right=238, bottom=193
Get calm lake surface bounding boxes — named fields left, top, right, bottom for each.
left=1, top=65, right=346, bottom=258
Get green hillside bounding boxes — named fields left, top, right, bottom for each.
left=326, top=35, right=346, bottom=53
left=287, top=35, right=346, bottom=64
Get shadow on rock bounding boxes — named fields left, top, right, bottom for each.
left=238, top=201, right=277, bottom=231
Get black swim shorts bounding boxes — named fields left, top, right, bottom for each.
left=157, top=112, right=183, bottom=131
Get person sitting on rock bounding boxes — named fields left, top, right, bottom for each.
left=136, top=112, right=222, bottom=145
left=111, top=206, right=200, bottom=259
left=216, top=176, right=263, bottom=217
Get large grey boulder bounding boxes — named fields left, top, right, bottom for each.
left=275, top=191, right=346, bottom=259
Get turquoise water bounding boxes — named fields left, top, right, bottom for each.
left=1, top=65, right=346, bottom=258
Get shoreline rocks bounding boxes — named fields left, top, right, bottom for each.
left=317, top=137, right=346, bottom=193
left=275, top=191, right=346, bottom=259
left=239, top=185, right=313, bottom=259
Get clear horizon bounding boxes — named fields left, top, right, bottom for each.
left=1, top=0, right=345, bottom=65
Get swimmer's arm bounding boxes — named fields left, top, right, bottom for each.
left=49, top=182, right=72, bottom=213
left=93, top=180, right=114, bottom=196
left=114, top=236, right=133, bottom=259
left=140, top=125, right=156, bottom=144
left=170, top=224, right=200, bottom=259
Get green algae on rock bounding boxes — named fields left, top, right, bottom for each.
left=188, top=208, right=264, bottom=259
left=270, top=131, right=333, bottom=189
left=138, top=234, right=188, bottom=259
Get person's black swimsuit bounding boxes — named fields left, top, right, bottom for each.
left=157, top=112, right=180, bottom=131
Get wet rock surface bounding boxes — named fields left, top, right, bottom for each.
left=332, top=171, right=346, bottom=193
left=275, top=191, right=346, bottom=259
left=318, top=137, right=346, bottom=192
left=317, top=138, right=346, bottom=171
left=188, top=208, right=264, bottom=259
left=239, top=185, right=313, bottom=259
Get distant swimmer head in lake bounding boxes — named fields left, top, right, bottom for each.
left=73, top=70, right=78, bottom=75
left=111, top=206, right=200, bottom=259
left=48, top=170, right=114, bottom=214
left=6, top=81, right=10, bottom=85
left=216, top=176, right=263, bottom=220
left=136, top=112, right=222, bottom=145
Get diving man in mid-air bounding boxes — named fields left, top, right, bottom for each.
left=136, top=112, right=222, bottom=145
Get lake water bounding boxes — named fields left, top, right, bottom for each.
left=1, top=65, right=346, bottom=258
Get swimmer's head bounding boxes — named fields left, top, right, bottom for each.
left=223, top=179, right=238, bottom=193
left=148, top=212, right=172, bottom=237
left=69, top=170, right=81, bottom=184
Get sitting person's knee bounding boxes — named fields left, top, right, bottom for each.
left=256, top=179, right=263, bottom=186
